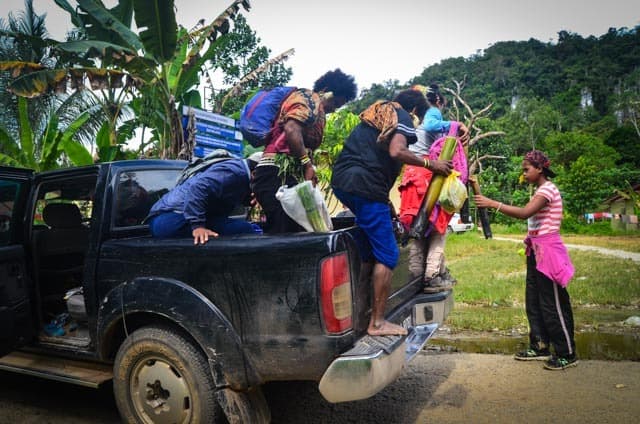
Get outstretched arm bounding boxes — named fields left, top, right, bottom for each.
left=473, top=194, right=548, bottom=220
left=388, top=133, right=452, bottom=176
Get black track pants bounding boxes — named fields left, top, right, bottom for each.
left=251, top=165, right=305, bottom=234
left=525, top=252, right=576, bottom=358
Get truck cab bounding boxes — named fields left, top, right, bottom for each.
left=0, top=160, right=181, bottom=359
left=0, top=161, right=453, bottom=423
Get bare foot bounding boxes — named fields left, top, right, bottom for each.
left=368, top=321, right=408, bottom=336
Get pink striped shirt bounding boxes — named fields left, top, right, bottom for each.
left=528, top=182, right=562, bottom=236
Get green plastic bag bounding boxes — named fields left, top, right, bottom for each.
left=438, top=171, right=468, bottom=214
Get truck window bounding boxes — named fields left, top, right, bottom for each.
left=32, top=181, right=94, bottom=229
left=113, top=170, right=179, bottom=228
left=0, top=180, right=22, bottom=246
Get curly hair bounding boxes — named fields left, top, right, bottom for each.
left=393, top=89, right=428, bottom=118
left=313, top=68, right=357, bottom=102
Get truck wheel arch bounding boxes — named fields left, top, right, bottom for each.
left=97, top=277, right=260, bottom=391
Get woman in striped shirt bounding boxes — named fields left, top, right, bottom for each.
left=474, top=150, right=577, bottom=371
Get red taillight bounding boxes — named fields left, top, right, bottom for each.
left=320, top=252, right=353, bottom=333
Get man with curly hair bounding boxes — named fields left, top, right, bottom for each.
left=251, top=69, right=357, bottom=233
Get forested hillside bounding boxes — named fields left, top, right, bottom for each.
left=351, top=26, right=640, bottom=219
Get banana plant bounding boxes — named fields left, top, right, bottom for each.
left=1, top=0, right=252, bottom=159
left=0, top=97, right=93, bottom=171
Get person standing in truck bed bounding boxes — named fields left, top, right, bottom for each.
left=331, top=89, right=453, bottom=336
left=251, top=69, right=358, bottom=234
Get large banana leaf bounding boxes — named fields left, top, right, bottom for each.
left=56, top=0, right=136, bottom=28
left=51, top=111, right=93, bottom=167
left=40, top=114, right=63, bottom=170
left=6, top=68, right=67, bottom=98
left=4, top=64, right=137, bottom=97
left=166, top=28, right=188, bottom=92
left=54, top=0, right=86, bottom=29
left=62, top=138, right=94, bottom=166
left=132, top=0, right=177, bottom=63
left=76, top=0, right=143, bottom=52
left=173, top=1, right=252, bottom=104
left=110, top=0, right=135, bottom=28
left=95, top=122, right=119, bottom=162
left=0, top=126, right=21, bottom=161
left=17, top=97, right=34, bottom=165
left=57, top=40, right=137, bottom=59
left=0, top=153, right=24, bottom=168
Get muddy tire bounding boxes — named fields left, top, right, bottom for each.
left=113, top=325, right=220, bottom=424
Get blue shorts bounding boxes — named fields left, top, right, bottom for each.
left=333, top=188, right=399, bottom=269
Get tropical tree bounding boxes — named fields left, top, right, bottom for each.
left=0, top=0, right=109, bottom=161
left=0, top=0, right=54, bottom=135
left=315, top=109, right=359, bottom=212
left=346, top=79, right=401, bottom=114
left=561, top=156, right=615, bottom=216
left=0, top=96, right=93, bottom=171
left=206, top=14, right=293, bottom=115
left=2, top=0, right=252, bottom=159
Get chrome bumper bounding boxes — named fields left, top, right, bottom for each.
left=319, top=293, right=452, bottom=403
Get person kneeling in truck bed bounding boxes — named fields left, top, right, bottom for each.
left=146, top=153, right=262, bottom=244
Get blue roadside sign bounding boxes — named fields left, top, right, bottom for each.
left=182, top=106, right=243, bottom=158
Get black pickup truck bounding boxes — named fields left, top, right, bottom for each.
left=0, top=160, right=453, bottom=423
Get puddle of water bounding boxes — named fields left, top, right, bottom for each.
left=430, top=332, right=640, bottom=361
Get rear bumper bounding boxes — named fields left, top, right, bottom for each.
left=318, top=291, right=453, bottom=403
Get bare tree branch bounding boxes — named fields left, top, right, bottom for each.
left=469, top=130, right=506, bottom=147
left=439, top=79, right=508, bottom=181
left=443, top=84, right=473, bottom=120
left=216, top=48, right=295, bottom=112
left=469, top=154, right=507, bottom=176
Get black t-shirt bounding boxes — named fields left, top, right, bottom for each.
left=331, top=108, right=417, bottom=202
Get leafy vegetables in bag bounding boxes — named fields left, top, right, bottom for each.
left=438, top=171, right=468, bottom=213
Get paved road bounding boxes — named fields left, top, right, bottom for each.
left=1, top=352, right=639, bottom=423
left=493, top=236, right=640, bottom=262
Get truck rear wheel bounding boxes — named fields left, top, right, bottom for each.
left=113, top=325, right=220, bottom=424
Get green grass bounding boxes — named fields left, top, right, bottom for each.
left=444, top=231, right=640, bottom=332
left=493, top=233, right=640, bottom=253
left=445, top=305, right=636, bottom=334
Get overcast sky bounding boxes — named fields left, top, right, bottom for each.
left=2, top=0, right=639, bottom=92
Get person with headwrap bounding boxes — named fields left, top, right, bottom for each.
left=331, top=89, right=453, bottom=336
left=474, top=150, right=577, bottom=370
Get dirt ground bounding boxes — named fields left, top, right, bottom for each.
left=1, top=351, right=638, bottom=423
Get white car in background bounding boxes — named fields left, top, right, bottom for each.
left=447, top=213, right=474, bottom=234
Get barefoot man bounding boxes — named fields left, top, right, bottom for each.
left=331, top=90, right=453, bottom=336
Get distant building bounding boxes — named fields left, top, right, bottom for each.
left=600, top=184, right=640, bottom=231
